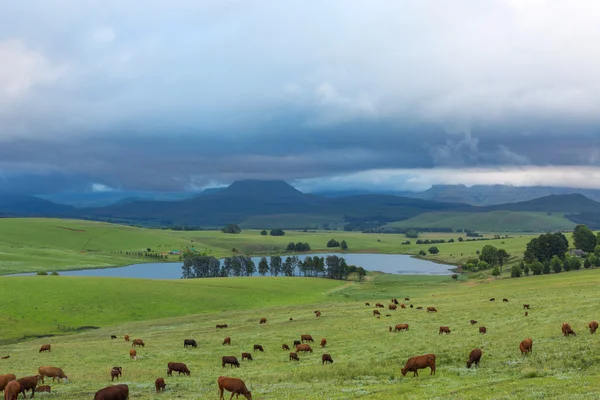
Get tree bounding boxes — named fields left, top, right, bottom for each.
left=428, top=246, right=439, bottom=255
left=542, top=261, right=551, bottom=274
left=286, top=242, right=296, bottom=251
left=270, top=228, right=285, bottom=236
left=584, top=257, right=592, bottom=269
left=551, top=255, right=562, bottom=273
left=260, top=229, right=268, bottom=236
left=522, top=261, right=529, bottom=276
left=573, top=224, right=596, bottom=252
left=530, top=261, right=543, bottom=275
left=458, top=237, right=464, bottom=242
left=568, top=255, right=581, bottom=270
left=269, top=256, right=282, bottom=276
left=497, top=249, right=510, bottom=271
left=221, top=224, right=241, bottom=234
left=491, top=266, right=500, bottom=277
left=524, top=232, right=569, bottom=263
left=479, top=245, right=499, bottom=266
left=282, top=257, right=294, bottom=276
left=405, top=230, right=419, bottom=238
left=340, top=240, right=348, bottom=250
left=510, top=265, right=522, bottom=278
left=477, top=260, right=489, bottom=271
left=419, top=250, right=426, bottom=256
left=356, top=267, right=367, bottom=282
left=327, top=239, right=340, bottom=248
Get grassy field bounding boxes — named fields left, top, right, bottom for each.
left=385, top=210, right=576, bottom=232
left=2, top=270, right=600, bottom=399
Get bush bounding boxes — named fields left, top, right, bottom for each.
left=491, top=266, right=500, bottom=276
left=542, top=261, right=551, bottom=274
left=418, top=250, right=426, bottom=256
left=50, top=271, right=59, bottom=276
left=401, top=241, right=411, bottom=245
left=36, top=271, right=48, bottom=275
left=511, top=265, right=522, bottom=278
left=260, top=229, right=267, bottom=236
left=270, top=229, right=285, bottom=236
left=428, top=246, right=439, bottom=255
left=530, top=261, right=543, bottom=275
left=340, top=240, right=348, bottom=250
left=221, top=224, right=241, bottom=234
left=451, top=274, right=458, bottom=280
left=327, top=239, right=340, bottom=248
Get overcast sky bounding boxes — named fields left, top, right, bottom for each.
left=2, top=0, right=600, bottom=194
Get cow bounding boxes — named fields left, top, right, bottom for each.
left=0, top=374, right=17, bottom=392
left=394, top=324, right=409, bottom=332
left=439, top=326, right=451, bottom=334
left=0, top=356, right=9, bottom=359
left=241, top=352, right=253, bottom=361
left=373, top=310, right=381, bottom=316
left=525, top=311, right=528, bottom=317
left=253, top=345, right=264, bottom=352
left=38, top=366, right=68, bottom=383
left=282, top=344, right=290, bottom=351
left=223, top=337, right=231, bottom=346
left=470, top=319, right=478, bottom=325
left=404, top=297, right=410, bottom=301
left=589, top=321, right=599, bottom=334
left=479, top=326, right=487, bottom=334
left=17, top=375, right=39, bottom=399
left=301, top=334, right=314, bottom=343
left=296, top=344, right=313, bottom=353
left=293, top=340, right=301, bottom=347
left=315, top=311, right=321, bottom=318
left=400, top=304, right=406, bottom=309
left=389, top=304, right=397, bottom=310
left=289, top=318, right=293, bottom=321
left=39, top=344, right=51, bottom=353
left=111, top=367, right=122, bottom=381
left=132, top=339, right=145, bottom=347
left=375, top=303, right=384, bottom=308
left=222, top=356, right=240, bottom=368
left=523, top=304, right=530, bottom=309
left=259, top=318, right=267, bottom=324
left=93, top=384, right=129, bottom=400
left=562, top=323, right=576, bottom=337
left=124, top=335, right=130, bottom=342
left=217, top=376, right=252, bottom=400
left=520, top=338, right=533, bottom=354
left=401, top=354, right=436, bottom=377
left=385, top=314, right=391, bottom=317
left=184, top=339, right=197, bottom=348
left=289, top=352, right=299, bottom=361
left=416, top=306, right=423, bottom=310
left=322, top=354, right=334, bottom=364
left=3, top=381, right=20, bottom=400
left=466, top=348, right=483, bottom=368
left=129, top=349, right=137, bottom=360
left=167, top=362, right=190, bottom=376
left=489, top=298, right=495, bottom=302
left=36, top=386, right=51, bottom=393
left=365, top=303, right=370, bottom=306
left=409, top=305, right=413, bottom=308
left=111, top=335, right=117, bottom=340
left=503, top=298, right=509, bottom=302
left=155, top=378, right=166, bottom=393
left=216, top=324, right=228, bottom=329
left=389, top=326, right=392, bottom=332
left=320, top=338, right=327, bottom=348
left=427, top=307, right=437, bottom=312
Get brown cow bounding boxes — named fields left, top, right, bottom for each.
left=389, top=304, right=397, bottom=310
left=589, top=321, right=599, bottom=334
left=394, top=324, right=409, bottom=332
left=129, top=349, right=137, bottom=360
left=223, top=337, right=231, bottom=346
left=242, top=353, right=253, bottom=361
left=503, top=298, right=509, bottom=302
left=0, top=374, right=17, bottom=392
left=36, top=386, right=51, bottom=393
left=4, top=381, right=20, bottom=400
left=375, top=303, right=384, bottom=308
left=427, top=307, right=437, bottom=312
left=315, top=311, right=321, bottom=318
left=259, top=318, right=267, bottom=324
left=320, top=338, right=327, bottom=348
left=562, top=323, right=576, bottom=337
left=401, top=354, right=436, bottom=377
left=39, top=344, right=51, bottom=353
left=520, top=338, right=533, bottom=354
left=0, top=356, right=9, bottom=360
left=289, top=352, right=299, bottom=361
left=523, top=304, right=530, bottom=309
left=470, top=319, right=477, bottom=325
left=17, top=375, right=39, bottom=398
left=93, top=384, right=129, bottom=400
left=253, top=345, right=264, bottom=352
left=124, top=335, right=130, bottom=342
left=479, top=326, right=487, bottom=334
left=439, top=326, right=451, bottom=334
left=416, top=306, right=423, bottom=310
left=222, top=356, right=240, bottom=368
left=167, top=362, right=190, bottom=376
left=365, top=302, right=370, bottom=306
left=131, top=339, right=145, bottom=347
left=282, top=344, right=290, bottom=351
left=373, top=310, right=381, bottom=316
left=404, top=297, right=410, bottom=301
left=389, top=326, right=392, bottom=332
left=155, top=378, right=166, bottom=393
left=38, top=367, right=68, bottom=383
left=400, top=304, right=406, bottom=309
left=217, top=376, right=252, bottom=400
left=216, top=324, right=228, bottom=329
left=466, top=348, right=482, bottom=368
left=301, top=334, right=314, bottom=343
left=111, top=367, right=122, bottom=381
left=296, top=344, right=313, bottom=353
left=322, top=354, right=334, bottom=364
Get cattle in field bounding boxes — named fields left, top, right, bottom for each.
left=315, top=311, right=321, bottom=318
left=401, top=354, right=436, bottom=377
left=3, top=381, right=20, bottom=400
left=389, top=304, right=397, bottom=310
left=409, top=304, right=413, bottom=308
left=470, top=319, right=477, bottom=325
left=167, top=362, right=191, bottom=376
left=375, top=303, right=384, bottom=308
left=36, top=385, right=51, bottom=393
left=394, top=324, right=409, bottom=332
left=0, top=374, right=17, bottom=392
left=39, top=344, right=51, bottom=353
left=400, top=304, right=406, bottom=309
left=242, top=353, right=253, bottom=361
left=296, top=344, right=313, bottom=353
left=93, top=384, right=129, bottom=400
left=129, top=349, right=137, bottom=360
left=253, top=344, right=264, bottom=352
left=155, top=378, right=166, bottom=393
left=373, top=310, right=381, bottom=316
left=365, top=303, right=370, bottom=306
left=322, top=354, right=333, bottom=364
left=259, top=318, right=267, bottom=324
left=439, top=326, right=451, bottom=334
left=389, top=326, right=392, bottom=332
left=217, top=376, right=252, bottom=400
left=466, top=348, right=482, bottom=368
left=320, top=338, right=327, bottom=348
left=132, top=339, right=145, bottom=347
left=416, top=306, right=423, bottom=310
left=38, top=366, right=68, bottom=383
left=503, top=298, right=509, bottom=302
left=16, top=375, right=39, bottom=398
left=520, top=338, right=533, bottom=354
left=184, top=339, right=197, bottom=348
left=0, top=356, right=9, bottom=359
left=489, top=298, right=495, bottom=302
left=385, top=314, right=391, bottom=317
left=111, top=335, right=117, bottom=340
left=404, top=297, right=410, bottom=301
left=289, top=318, right=293, bottom=321
left=293, top=340, right=301, bottom=347
left=427, top=307, right=437, bottom=312
left=221, top=356, right=240, bottom=368
left=124, top=335, right=130, bottom=342
left=289, top=352, right=299, bottom=361
left=479, top=326, right=487, bottom=334
left=525, top=311, right=528, bottom=317
left=523, top=304, right=530, bottom=309
left=282, top=344, right=290, bottom=351
left=562, top=323, right=576, bottom=336
left=111, top=367, right=122, bottom=381
left=301, top=334, right=314, bottom=343
left=589, top=321, right=599, bottom=334
left=216, top=324, right=228, bottom=329
left=223, top=337, right=231, bottom=346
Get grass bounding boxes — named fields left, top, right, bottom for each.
left=2, top=270, right=600, bottom=398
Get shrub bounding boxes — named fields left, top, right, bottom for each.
left=511, top=265, right=522, bottom=278
left=491, top=266, right=500, bottom=276
left=260, top=229, right=267, bottom=236
left=270, top=229, right=285, bottom=236
left=36, top=271, right=48, bottom=275
left=530, top=261, right=543, bottom=275
left=418, top=250, right=426, bottom=256
left=50, top=271, right=59, bottom=276
left=428, top=246, right=439, bottom=255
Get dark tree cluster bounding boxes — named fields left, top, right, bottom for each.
left=286, top=242, right=311, bottom=251
left=523, top=232, right=569, bottom=263
left=270, top=228, right=285, bottom=236
left=326, top=239, right=348, bottom=250
left=221, top=224, right=242, bottom=234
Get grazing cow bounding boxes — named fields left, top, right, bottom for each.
left=320, top=338, right=327, bottom=348
left=365, top=303, right=370, bottom=306
left=389, top=304, right=397, bottom=310
left=0, top=374, right=17, bottom=392
left=589, top=321, right=599, bottom=334
left=217, top=376, right=252, bottom=400
left=242, top=353, right=253, bottom=361
left=410, top=305, right=413, bottom=308
left=93, top=384, right=129, bottom=400
left=389, top=326, right=392, bottom=332
left=253, top=345, right=264, bottom=352
left=184, top=339, right=197, bottom=348
left=322, top=354, right=334, bottom=364
left=259, top=318, right=267, bottom=324
left=503, top=298, right=509, bottom=302
left=167, top=362, right=190, bottom=376
left=38, top=366, right=68, bottom=383
left=401, top=354, right=436, bottom=377
left=427, top=307, right=437, bottom=312
left=132, top=339, right=145, bottom=347
left=289, top=318, right=293, bottom=321
left=111, top=335, right=117, bottom=340
left=466, top=348, right=483, bottom=368
left=523, top=304, right=530, bottom=309
left=293, top=340, right=301, bottom=347
left=479, top=326, right=487, bottom=334
left=400, top=304, right=406, bottom=309
left=111, top=367, right=122, bottom=381
left=470, top=319, right=477, bottom=325
left=282, top=344, right=290, bottom=351
left=520, top=338, right=533, bottom=354
left=439, top=326, right=451, bottom=334
left=223, top=337, right=231, bottom=346
left=301, top=334, right=314, bottom=343
left=375, top=303, right=384, bottom=308
left=373, top=310, right=381, bottom=316
left=385, top=314, right=391, bottom=317
left=221, top=356, right=240, bottom=368
left=289, top=352, right=299, bottom=361
left=416, top=306, right=423, bottom=310
left=17, top=375, right=39, bottom=398
left=3, top=381, right=20, bottom=400
left=0, top=356, right=9, bottom=359
left=36, top=386, right=51, bottom=393
left=129, top=349, right=137, bottom=360
left=562, top=323, right=576, bottom=337
left=489, top=298, right=495, bottom=302
left=155, top=378, right=166, bottom=393
left=216, top=324, right=228, bottom=329
left=39, top=344, right=51, bottom=353
left=296, top=344, right=313, bottom=353
left=315, top=311, right=321, bottom=318
left=394, top=324, right=409, bottom=332
left=124, top=335, right=130, bottom=342
left=525, top=311, right=528, bottom=317
left=404, top=297, right=410, bottom=301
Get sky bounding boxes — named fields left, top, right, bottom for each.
left=2, top=0, right=600, bottom=195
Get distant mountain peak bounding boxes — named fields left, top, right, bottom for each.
left=219, top=179, right=305, bottom=198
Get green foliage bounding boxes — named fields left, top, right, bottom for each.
left=584, top=257, right=592, bottom=269
left=36, top=271, right=48, bottom=275
left=401, top=240, right=411, bottom=245
left=221, top=224, right=241, bottom=234
left=269, top=228, right=285, bottom=236
left=50, top=271, right=59, bottom=276
left=340, top=240, right=348, bottom=250
left=573, top=224, right=596, bottom=252
left=551, top=255, right=563, bottom=273
left=530, top=261, right=543, bottom=275
left=418, top=250, right=426, bottom=256
left=543, top=261, right=551, bottom=274
left=405, top=229, right=419, bottom=238
left=524, top=232, right=569, bottom=263
left=327, top=238, right=340, bottom=247
left=269, top=255, right=282, bottom=276
left=569, top=255, right=582, bottom=270
left=510, top=265, right=522, bottom=277
left=428, top=246, right=440, bottom=254
left=522, top=261, right=529, bottom=276
left=258, top=256, right=269, bottom=276
left=260, top=229, right=268, bottom=235
left=491, top=266, right=500, bottom=276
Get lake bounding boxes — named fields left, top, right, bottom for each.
left=8, top=253, right=452, bottom=279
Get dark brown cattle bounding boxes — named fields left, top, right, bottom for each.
left=416, top=306, right=423, bottom=310
left=523, top=304, right=530, bottom=309
left=301, top=334, right=314, bottom=343
left=489, top=298, right=495, bottom=302
left=259, top=318, right=267, bottom=324
left=222, top=356, right=240, bottom=368
left=282, top=344, right=290, bottom=351
left=389, top=326, right=392, bottom=332
left=184, top=339, right=197, bottom=348
left=0, top=356, right=9, bottom=359
left=17, top=375, right=39, bottom=398
left=124, top=335, right=130, bottom=342
left=562, top=323, right=576, bottom=337
left=525, top=311, right=528, bottom=316
left=470, top=319, right=477, bottom=325
left=375, top=303, right=384, bottom=308
left=427, top=307, right=437, bottom=312
left=401, top=353, right=436, bottom=377
left=93, top=384, right=129, bottom=400
left=253, top=345, right=264, bottom=352
left=289, top=318, right=293, bottom=321
left=167, top=362, right=190, bottom=376
left=4, top=381, right=20, bottom=400
left=38, top=366, right=68, bottom=383
left=131, top=339, right=145, bottom=347
left=400, top=304, right=406, bottom=309
left=479, top=326, right=487, bottom=334
left=589, top=321, right=599, bottom=334
left=385, top=314, right=391, bottom=317
left=217, top=376, right=252, bottom=400
left=155, top=378, right=166, bottom=393
left=503, top=298, right=509, bottom=302
left=520, top=338, right=533, bottom=354
left=404, top=297, right=410, bottom=301
left=293, top=340, right=301, bottom=347
left=315, top=311, right=321, bottom=318
left=389, top=304, right=397, bottom=310
left=394, top=324, right=409, bottom=332
left=0, top=374, right=17, bottom=392
left=409, top=304, right=413, bottom=308
left=466, top=348, right=482, bottom=368
left=39, top=344, right=51, bottom=353
left=373, top=310, right=381, bottom=316
left=289, top=352, right=299, bottom=361
left=129, top=349, right=137, bottom=360
left=296, top=344, right=313, bottom=353
left=36, top=386, right=51, bottom=393
left=223, top=337, right=231, bottom=346
left=322, top=354, right=333, bottom=364
left=320, top=338, right=327, bottom=348
left=242, top=353, right=253, bottom=361
left=439, top=326, right=451, bottom=334
left=216, top=324, right=228, bottom=329
left=111, top=367, right=122, bottom=381
left=111, top=335, right=117, bottom=340
left=365, top=302, right=370, bottom=306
